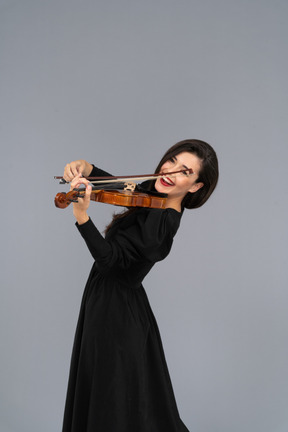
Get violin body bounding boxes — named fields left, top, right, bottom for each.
left=55, top=189, right=167, bottom=209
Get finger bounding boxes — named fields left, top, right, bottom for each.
left=70, top=177, right=92, bottom=194
left=63, top=164, right=76, bottom=182
left=64, top=162, right=83, bottom=182
left=85, top=184, right=92, bottom=199
left=70, top=173, right=84, bottom=190
left=71, top=164, right=82, bottom=178
left=82, top=184, right=92, bottom=207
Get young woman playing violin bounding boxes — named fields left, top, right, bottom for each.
left=61, top=139, right=219, bottom=432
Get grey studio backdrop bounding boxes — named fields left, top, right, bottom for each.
left=0, top=1, right=287, bottom=431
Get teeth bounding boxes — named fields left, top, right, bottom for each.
left=163, top=176, right=174, bottom=185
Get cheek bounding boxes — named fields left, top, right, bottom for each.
left=181, top=178, right=195, bottom=190
left=160, top=161, right=171, bottom=171
left=179, top=177, right=191, bottom=186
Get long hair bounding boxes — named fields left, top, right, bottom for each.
left=105, top=139, right=219, bottom=233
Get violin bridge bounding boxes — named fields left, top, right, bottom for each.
left=124, top=182, right=136, bottom=192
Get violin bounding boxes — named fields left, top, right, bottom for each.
left=54, top=168, right=193, bottom=210
left=55, top=188, right=167, bottom=209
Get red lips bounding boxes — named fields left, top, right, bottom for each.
left=160, top=177, right=174, bottom=187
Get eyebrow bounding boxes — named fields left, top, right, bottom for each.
left=184, top=165, right=194, bottom=175
left=174, top=156, right=194, bottom=174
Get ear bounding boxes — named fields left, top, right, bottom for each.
left=189, top=182, right=204, bottom=193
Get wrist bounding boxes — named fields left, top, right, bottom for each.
left=82, top=161, right=93, bottom=177
left=74, top=211, right=89, bottom=225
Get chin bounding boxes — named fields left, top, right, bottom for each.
left=155, top=183, right=167, bottom=195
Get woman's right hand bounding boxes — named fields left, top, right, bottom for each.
left=63, top=160, right=93, bottom=182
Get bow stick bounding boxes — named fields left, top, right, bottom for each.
left=54, top=168, right=194, bottom=184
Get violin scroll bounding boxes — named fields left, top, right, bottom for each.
left=54, top=191, right=80, bottom=208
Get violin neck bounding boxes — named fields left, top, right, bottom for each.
left=75, top=182, right=126, bottom=192
left=91, top=182, right=126, bottom=190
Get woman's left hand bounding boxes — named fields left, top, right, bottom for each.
left=70, top=174, right=92, bottom=224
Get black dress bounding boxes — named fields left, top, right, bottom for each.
left=62, top=167, right=189, bottom=432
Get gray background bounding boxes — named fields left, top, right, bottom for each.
left=1, top=1, right=287, bottom=431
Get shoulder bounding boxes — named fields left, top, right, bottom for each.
left=122, top=207, right=182, bottom=247
left=107, top=208, right=182, bottom=262
left=138, top=207, right=181, bottom=234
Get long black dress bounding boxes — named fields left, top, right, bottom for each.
left=62, top=167, right=189, bottom=432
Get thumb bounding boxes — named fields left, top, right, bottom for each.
left=85, top=183, right=92, bottom=200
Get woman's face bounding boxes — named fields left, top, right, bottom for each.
left=154, top=151, right=204, bottom=211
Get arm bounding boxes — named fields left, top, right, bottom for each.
left=77, top=208, right=179, bottom=272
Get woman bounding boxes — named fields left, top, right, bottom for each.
left=61, top=139, right=219, bottom=432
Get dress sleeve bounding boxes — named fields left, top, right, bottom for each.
left=89, top=165, right=113, bottom=177
left=76, top=209, right=181, bottom=273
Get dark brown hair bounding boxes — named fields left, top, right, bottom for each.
left=154, top=139, right=219, bottom=209
left=105, top=139, right=219, bottom=233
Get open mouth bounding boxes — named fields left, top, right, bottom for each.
left=160, top=176, right=175, bottom=187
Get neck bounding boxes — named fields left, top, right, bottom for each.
left=165, top=197, right=182, bottom=213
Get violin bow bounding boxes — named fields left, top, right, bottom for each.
left=54, top=168, right=194, bottom=185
